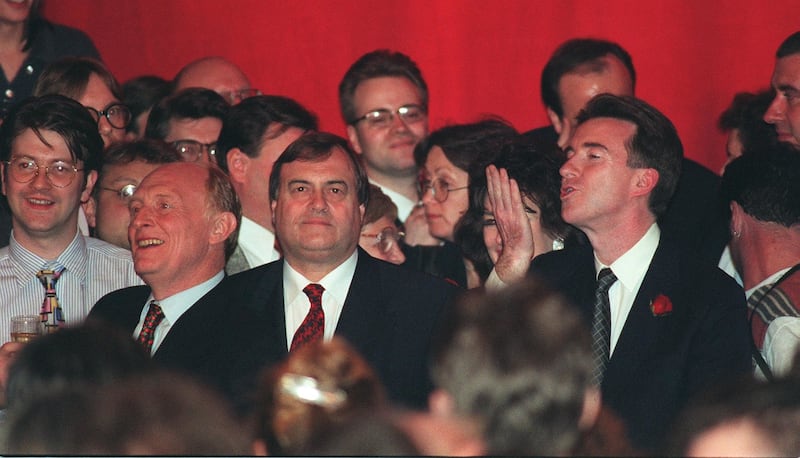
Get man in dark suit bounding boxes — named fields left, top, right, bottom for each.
left=529, top=94, right=751, bottom=451
left=89, top=162, right=265, bottom=411
left=230, top=132, right=460, bottom=409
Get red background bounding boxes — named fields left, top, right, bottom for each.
left=43, top=0, right=800, bottom=173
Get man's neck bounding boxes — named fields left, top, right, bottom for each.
left=584, top=214, right=656, bottom=266
left=365, top=168, right=419, bottom=202
left=242, top=209, right=273, bottom=233
left=741, top=228, right=800, bottom=290
left=283, top=251, right=354, bottom=283
left=14, top=227, right=78, bottom=261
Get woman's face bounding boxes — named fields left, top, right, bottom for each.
left=482, top=194, right=556, bottom=264
left=0, top=0, right=33, bottom=25
left=420, top=146, right=469, bottom=241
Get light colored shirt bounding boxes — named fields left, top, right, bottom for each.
left=283, top=250, right=358, bottom=348
left=371, top=180, right=415, bottom=222
left=0, top=231, right=143, bottom=344
left=747, top=267, right=796, bottom=380
left=133, top=270, right=224, bottom=355
left=718, top=245, right=743, bottom=286
left=596, top=223, right=660, bottom=356
left=238, top=216, right=280, bottom=268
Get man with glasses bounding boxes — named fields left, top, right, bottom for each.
left=0, top=96, right=142, bottom=387
left=216, top=95, right=317, bottom=274
left=145, top=88, right=228, bottom=164
left=173, top=56, right=259, bottom=105
left=84, top=139, right=181, bottom=250
left=339, top=50, right=430, bottom=232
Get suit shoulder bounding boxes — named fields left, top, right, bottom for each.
left=375, top=256, right=461, bottom=295
left=90, top=285, right=150, bottom=316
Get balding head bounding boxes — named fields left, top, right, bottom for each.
left=173, top=57, right=254, bottom=104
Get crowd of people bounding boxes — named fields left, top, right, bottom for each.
left=0, top=1, right=798, bottom=455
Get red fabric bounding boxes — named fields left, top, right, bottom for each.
left=44, top=1, right=800, bottom=172
left=291, top=284, right=325, bottom=352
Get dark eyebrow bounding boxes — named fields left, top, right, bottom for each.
left=777, top=84, right=800, bottom=94
left=582, top=141, right=609, bottom=151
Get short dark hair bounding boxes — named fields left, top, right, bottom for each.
left=121, top=75, right=172, bottom=135
left=720, top=144, right=800, bottom=227
left=717, top=89, right=778, bottom=156
left=144, top=88, right=229, bottom=141
left=338, top=50, right=428, bottom=125
left=363, top=184, right=398, bottom=226
left=413, top=118, right=517, bottom=170
left=541, top=38, right=636, bottom=118
left=0, top=94, right=103, bottom=176
left=776, top=31, right=800, bottom=58
left=268, top=132, right=369, bottom=206
left=93, top=139, right=182, bottom=198
left=576, top=94, right=683, bottom=217
left=215, top=95, right=318, bottom=174
left=431, top=278, right=593, bottom=455
left=33, top=57, right=122, bottom=101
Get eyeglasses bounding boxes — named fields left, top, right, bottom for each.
left=351, top=104, right=427, bottom=128
left=171, top=140, right=218, bottom=163
left=220, top=88, right=262, bottom=105
left=86, top=103, right=132, bottom=129
left=4, top=156, right=83, bottom=188
left=417, top=177, right=468, bottom=203
left=99, top=183, right=137, bottom=201
left=361, top=226, right=405, bottom=254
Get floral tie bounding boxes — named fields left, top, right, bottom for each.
left=137, top=300, right=165, bottom=353
left=290, top=284, right=325, bottom=351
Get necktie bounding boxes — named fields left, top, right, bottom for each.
left=37, top=262, right=66, bottom=333
left=591, top=268, right=617, bottom=386
left=137, top=300, right=165, bottom=353
left=291, top=284, right=325, bottom=351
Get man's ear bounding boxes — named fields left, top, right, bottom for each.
left=546, top=107, right=564, bottom=135
left=632, top=168, right=659, bottom=197
left=346, top=125, right=363, bottom=154
left=209, top=211, right=237, bottom=245
left=83, top=196, right=97, bottom=229
left=80, top=170, right=98, bottom=204
left=730, top=201, right=745, bottom=236
left=227, top=148, right=249, bottom=184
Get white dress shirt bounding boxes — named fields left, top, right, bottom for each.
left=237, top=216, right=280, bottom=267
left=596, top=223, right=660, bottom=356
left=283, top=250, right=358, bottom=348
left=371, top=180, right=415, bottom=222
left=133, top=270, right=224, bottom=355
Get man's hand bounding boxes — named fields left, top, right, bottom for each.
left=486, top=165, right=534, bottom=283
left=0, top=341, right=24, bottom=407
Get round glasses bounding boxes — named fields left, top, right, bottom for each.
left=417, top=177, right=468, bottom=203
left=4, top=156, right=83, bottom=188
left=171, top=140, right=218, bottom=163
left=361, top=226, right=405, bottom=254
left=220, top=88, right=262, bottom=105
left=86, top=103, right=132, bottom=129
left=99, top=183, right=137, bottom=201
left=351, top=104, right=427, bottom=129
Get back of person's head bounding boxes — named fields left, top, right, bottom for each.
left=0, top=94, right=103, bottom=173
left=302, top=412, right=420, bottom=455
left=718, top=89, right=779, bottom=158
left=121, top=75, right=172, bottom=135
left=541, top=38, right=636, bottom=117
left=144, top=87, right=229, bottom=140
left=5, top=321, right=153, bottom=411
left=431, top=278, right=593, bottom=455
left=252, top=337, right=386, bottom=455
left=4, top=371, right=251, bottom=455
left=33, top=56, right=121, bottom=101
left=576, top=94, right=683, bottom=218
left=414, top=118, right=518, bottom=169
left=363, top=183, right=398, bottom=225
left=670, top=377, right=800, bottom=456
left=338, top=49, right=428, bottom=125
left=776, top=31, right=800, bottom=58
left=216, top=95, right=318, bottom=174
left=720, top=143, right=800, bottom=227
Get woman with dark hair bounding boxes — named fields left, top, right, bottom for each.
left=408, top=118, right=517, bottom=288
left=0, top=0, right=100, bottom=120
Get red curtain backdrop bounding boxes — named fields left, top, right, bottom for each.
left=43, top=0, right=800, bottom=173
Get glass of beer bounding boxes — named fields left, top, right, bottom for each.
left=10, top=315, right=42, bottom=343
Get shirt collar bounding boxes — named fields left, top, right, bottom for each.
left=283, top=250, right=358, bottom=306
left=368, top=180, right=416, bottom=222
left=595, top=223, right=660, bottom=291
left=237, top=216, right=278, bottom=264
left=8, top=231, right=88, bottom=285
left=148, top=270, right=225, bottom=325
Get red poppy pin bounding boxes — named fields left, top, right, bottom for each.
left=650, top=294, right=673, bottom=317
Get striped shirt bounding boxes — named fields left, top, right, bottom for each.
left=0, top=232, right=143, bottom=344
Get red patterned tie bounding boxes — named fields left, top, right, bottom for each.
left=290, top=284, right=325, bottom=351
left=137, top=300, right=165, bottom=353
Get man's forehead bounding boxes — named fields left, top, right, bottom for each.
left=282, top=148, right=356, bottom=180
left=772, top=54, right=800, bottom=87
left=572, top=117, right=637, bottom=144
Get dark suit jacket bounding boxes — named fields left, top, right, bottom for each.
left=89, top=276, right=268, bottom=414
left=530, top=235, right=751, bottom=451
left=231, top=248, right=462, bottom=409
